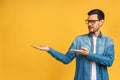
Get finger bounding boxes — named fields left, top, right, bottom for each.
left=81, top=47, right=87, bottom=50
left=71, top=49, right=82, bottom=53
left=31, top=45, right=37, bottom=48
left=40, top=44, right=46, bottom=47
left=70, top=49, right=78, bottom=52
left=32, top=45, right=40, bottom=49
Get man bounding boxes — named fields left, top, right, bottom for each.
left=32, top=9, right=114, bottom=80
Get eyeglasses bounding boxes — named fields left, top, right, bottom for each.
left=85, top=19, right=100, bottom=25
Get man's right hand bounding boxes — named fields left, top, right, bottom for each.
left=32, top=44, right=50, bottom=51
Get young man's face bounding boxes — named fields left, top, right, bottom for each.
left=87, top=14, right=104, bottom=33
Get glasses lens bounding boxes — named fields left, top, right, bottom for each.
left=85, top=19, right=99, bottom=24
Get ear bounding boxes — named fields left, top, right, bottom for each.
left=100, top=19, right=104, bottom=26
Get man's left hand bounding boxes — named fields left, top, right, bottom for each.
left=71, top=47, right=89, bottom=56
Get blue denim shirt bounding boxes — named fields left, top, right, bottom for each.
left=48, top=33, right=114, bottom=80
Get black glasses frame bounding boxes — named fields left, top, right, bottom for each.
left=85, top=19, right=100, bottom=24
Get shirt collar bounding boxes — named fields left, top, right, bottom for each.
left=88, top=32, right=104, bottom=38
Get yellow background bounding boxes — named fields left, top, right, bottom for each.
left=0, top=0, right=120, bottom=80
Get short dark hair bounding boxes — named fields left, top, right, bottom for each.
left=88, top=9, right=105, bottom=20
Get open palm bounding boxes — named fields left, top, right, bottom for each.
left=32, top=45, right=49, bottom=51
